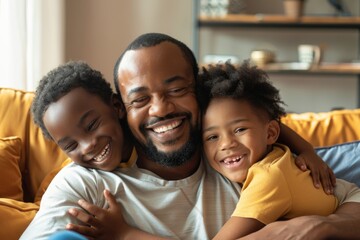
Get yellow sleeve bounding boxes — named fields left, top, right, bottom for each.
left=232, top=145, right=338, bottom=224
left=232, top=164, right=292, bottom=224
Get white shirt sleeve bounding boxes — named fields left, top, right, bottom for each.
left=334, top=178, right=360, bottom=204
left=20, top=164, right=108, bottom=240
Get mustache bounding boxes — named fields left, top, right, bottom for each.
left=142, top=112, right=191, bottom=129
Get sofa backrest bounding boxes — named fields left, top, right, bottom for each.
left=282, top=109, right=360, bottom=147
left=0, top=88, right=67, bottom=202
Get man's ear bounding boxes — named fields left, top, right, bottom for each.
left=267, top=120, right=280, bottom=145
left=111, top=93, right=125, bottom=119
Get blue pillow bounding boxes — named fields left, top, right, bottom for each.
left=315, top=140, right=360, bottom=187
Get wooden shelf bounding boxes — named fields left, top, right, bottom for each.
left=193, top=2, right=360, bottom=107
left=198, top=14, right=360, bottom=28
left=200, top=62, right=360, bottom=75
left=263, top=62, right=360, bottom=75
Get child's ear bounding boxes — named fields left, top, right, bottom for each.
left=267, top=120, right=280, bottom=145
left=111, top=94, right=125, bottom=119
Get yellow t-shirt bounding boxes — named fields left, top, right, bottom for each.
left=232, top=144, right=338, bottom=224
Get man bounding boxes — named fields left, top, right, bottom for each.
left=21, top=33, right=360, bottom=239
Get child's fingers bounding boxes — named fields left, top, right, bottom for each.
left=77, top=199, right=105, bottom=218
left=68, top=207, right=101, bottom=227
left=103, top=189, right=117, bottom=209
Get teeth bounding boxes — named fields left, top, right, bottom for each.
left=223, top=156, right=242, bottom=164
left=153, top=120, right=182, bottom=133
left=93, top=143, right=110, bottom=162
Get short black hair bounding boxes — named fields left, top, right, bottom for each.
left=113, top=32, right=199, bottom=95
left=31, top=61, right=113, bottom=139
left=197, top=61, right=286, bottom=121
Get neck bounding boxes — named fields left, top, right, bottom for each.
left=136, top=150, right=201, bottom=180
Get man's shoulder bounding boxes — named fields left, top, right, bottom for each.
left=202, top=159, right=240, bottom=191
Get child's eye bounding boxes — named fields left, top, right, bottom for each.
left=235, top=127, right=247, bottom=134
left=64, top=142, right=77, bottom=152
left=87, top=119, right=99, bottom=131
left=205, top=135, right=218, bottom=142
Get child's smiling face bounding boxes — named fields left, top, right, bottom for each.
left=43, top=87, right=129, bottom=171
left=202, top=98, right=279, bottom=183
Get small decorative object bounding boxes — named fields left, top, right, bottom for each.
left=200, top=0, right=230, bottom=17
left=250, top=50, right=275, bottom=66
left=283, top=0, right=305, bottom=18
left=298, top=44, right=321, bottom=65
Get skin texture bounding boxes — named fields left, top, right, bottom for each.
left=116, top=42, right=200, bottom=180
left=43, top=88, right=131, bottom=171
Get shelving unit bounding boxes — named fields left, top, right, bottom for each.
left=193, top=3, right=360, bottom=108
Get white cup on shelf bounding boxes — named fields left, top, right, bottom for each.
left=298, top=44, right=321, bottom=65
left=201, top=0, right=229, bottom=17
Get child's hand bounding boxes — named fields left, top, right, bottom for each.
left=66, top=189, right=130, bottom=240
left=295, top=150, right=336, bottom=195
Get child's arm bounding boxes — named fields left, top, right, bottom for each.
left=278, top=123, right=336, bottom=194
left=67, top=190, right=170, bottom=240
left=213, top=216, right=264, bottom=240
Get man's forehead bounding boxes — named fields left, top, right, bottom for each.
left=117, top=43, right=192, bottom=87
left=118, top=42, right=187, bottom=70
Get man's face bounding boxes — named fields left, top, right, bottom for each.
left=116, top=42, right=200, bottom=167
left=43, top=88, right=129, bottom=171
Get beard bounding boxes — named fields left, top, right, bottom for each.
left=135, top=113, right=200, bottom=167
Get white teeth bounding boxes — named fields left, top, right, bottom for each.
left=153, top=120, right=182, bottom=133
left=223, top=156, right=242, bottom=164
left=93, top=143, right=110, bottom=162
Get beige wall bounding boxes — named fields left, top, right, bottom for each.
left=62, top=0, right=359, bottom=113
left=65, top=0, right=193, bottom=87
left=41, top=0, right=65, bottom=80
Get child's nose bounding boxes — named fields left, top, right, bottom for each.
left=80, top=138, right=96, bottom=157
left=220, top=135, right=237, bottom=150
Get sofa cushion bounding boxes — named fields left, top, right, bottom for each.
left=0, top=198, right=39, bottom=240
left=282, top=109, right=360, bottom=147
left=315, top=140, right=360, bottom=187
left=0, top=136, right=23, bottom=201
left=34, top=158, right=73, bottom=204
left=0, top=88, right=67, bottom=201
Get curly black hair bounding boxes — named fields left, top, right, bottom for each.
left=113, top=32, right=199, bottom=95
left=31, top=61, right=113, bottom=140
left=197, top=61, right=286, bottom=121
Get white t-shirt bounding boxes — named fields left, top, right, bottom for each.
left=20, top=159, right=360, bottom=240
left=20, top=160, right=240, bottom=240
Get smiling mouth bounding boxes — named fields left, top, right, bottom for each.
left=93, top=143, right=111, bottom=162
left=221, top=155, right=244, bottom=165
left=152, top=119, right=183, bottom=134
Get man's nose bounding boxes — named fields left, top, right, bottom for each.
left=149, top=95, right=175, bottom=117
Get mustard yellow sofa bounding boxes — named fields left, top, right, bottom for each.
left=1, top=87, right=360, bottom=239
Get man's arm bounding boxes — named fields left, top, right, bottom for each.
left=278, top=123, right=336, bottom=194
left=239, top=202, right=360, bottom=240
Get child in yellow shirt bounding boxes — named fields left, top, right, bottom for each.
left=198, top=61, right=338, bottom=239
